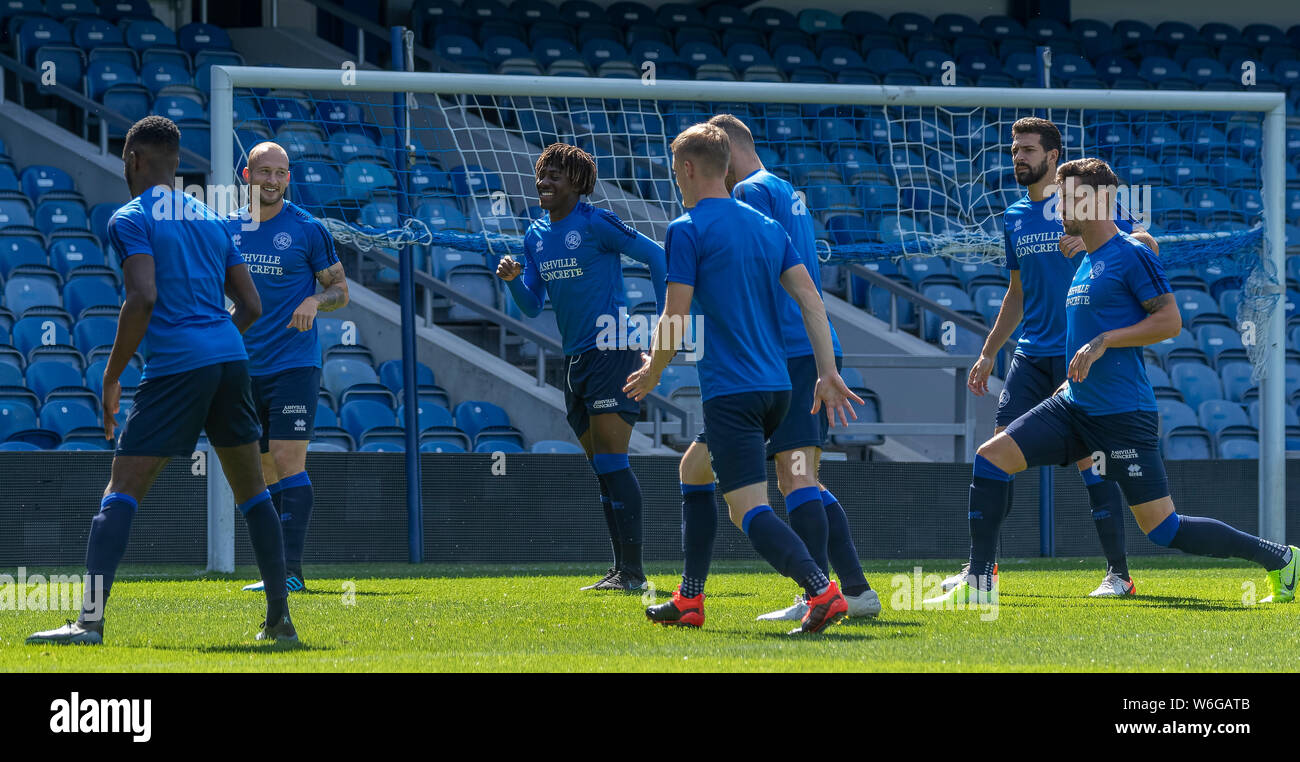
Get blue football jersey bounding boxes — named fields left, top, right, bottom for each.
left=515, top=202, right=665, bottom=356
left=1004, top=193, right=1135, bottom=357
left=732, top=169, right=842, bottom=359
left=1062, top=231, right=1171, bottom=415
left=665, top=197, right=800, bottom=401
left=107, top=186, right=246, bottom=380
left=227, top=200, right=338, bottom=376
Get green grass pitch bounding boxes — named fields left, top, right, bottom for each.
left=1, top=557, right=1294, bottom=672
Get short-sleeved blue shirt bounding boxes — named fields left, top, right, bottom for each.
left=733, top=169, right=842, bottom=359
left=1004, top=194, right=1135, bottom=357
left=226, top=200, right=338, bottom=376
left=521, top=202, right=657, bottom=355
left=665, top=197, right=800, bottom=401
left=107, top=186, right=247, bottom=380
left=1062, top=231, right=1171, bottom=415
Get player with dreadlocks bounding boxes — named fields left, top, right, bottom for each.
left=497, top=143, right=667, bottom=591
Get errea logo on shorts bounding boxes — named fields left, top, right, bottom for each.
left=1110, top=449, right=1138, bottom=459
left=281, top=405, right=308, bottom=415
left=592, top=398, right=617, bottom=409
left=1127, top=464, right=1143, bottom=477
left=273, top=232, right=293, bottom=250
left=293, top=419, right=307, bottom=431
left=564, top=231, right=582, bottom=250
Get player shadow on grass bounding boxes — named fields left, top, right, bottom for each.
left=151, top=641, right=320, bottom=654
left=704, top=626, right=916, bottom=642
left=1005, top=591, right=1251, bottom=612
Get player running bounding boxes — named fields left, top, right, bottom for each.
left=230, top=142, right=348, bottom=595
left=27, top=117, right=299, bottom=645
left=930, top=157, right=1297, bottom=609
left=940, top=117, right=1161, bottom=601
left=626, top=123, right=863, bottom=634
left=678, top=113, right=880, bottom=621
left=497, top=143, right=666, bottom=592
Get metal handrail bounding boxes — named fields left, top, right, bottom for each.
left=0, top=52, right=211, bottom=173
left=838, top=352, right=978, bottom=461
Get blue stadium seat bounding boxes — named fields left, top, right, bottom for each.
left=378, top=359, right=435, bottom=394
left=359, top=440, right=404, bottom=453
left=322, top=358, right=380, bottom=401
left=1157, top=398, right=1199, bottom=434
left=395, top=402, right=454, bottom=433
left=1218, top=437, right=1259, bottom=460
left=0, top=237, right=47, bottom=277
left=1163, top=425, right=1213, bottom=459
left=86, top=59, right=140, bottom=105
left=73, top=317, right=117, bottom=356
left=177, top=22, right=232, bottom=55
left=5, top=277, right=61, bottom=317
left=1174, top=289, right=1217, bottom=328
left=1219, top=361, right=1255, bottom=402
left=339, top=399, right=397, bottom=444
left=449, top=165, right=504, bottom=197
left=19, top=165, right=74, bottom=205
left=340, top=161, right=397, bottom=201
left=971, top=285, right=1007, bottom=325
left=25, top=361, right=81, bottom=401
left=73, top=18, right=124, bottom=49
left=0, top=399, right=38, bottom=442
left=123, top=19, right=178, bottom=51
left=1198, top=399, right=1250, bottom=436
left=84, top=361, right=138, bottom=398
left=100, top=0, right=153, bottom=20
left=12, top=316, right=70, bottom=356
left=152, top=94, right=206, bottom=122
left=532, top=38, right=580, bottom=68
left=138, top=61, right=191, bottom=96
left=1196, top=324, right=1247, bottom=367
left=63, top=279, right=118, bottom=319
left=453, top=399, right=512, bottom=443
left=33, top=44, right=84, bottom=90
left=102, top=85, right=151, bottom=136
left=16, top=18, right=71, bottom=66
left=33, top=201, right=88, bottom=237
left=290, top=161, right=346, bottom=209
left=474, top=440, right=524, bottom=453
left=1175, top=361, right=1222, bottom=408
left=39, top=400, right=98, bottom=436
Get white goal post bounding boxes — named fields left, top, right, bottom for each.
left=208, top=67, right=1288, bottom=542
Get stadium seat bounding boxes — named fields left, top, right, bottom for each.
left=359, top=440, right=405, bottom=453
left=19, top=165, right=75, bottom=205
left=12, top=316, right=71, bottom=357
left=85, top=361, right=140, bottom=397
left=5, top=277, right=61, bottom=317
left=1218, top=361, right=1255, bottom=403
left=73, top=18, right=124, bottom=49
left=395, top=402, right=454, bottom=433
left=39, top=400, right=98, bottom=436
left=1218, top=438, right=1259, bottom=460
left=0, top=398, right=38, bottom=441
left=1, top=237, right=47, bottom=277
left=177, top=22, right=232, bottom=55
left=63, top=279, right=119, bottom=319
left=530, top=440, right=584, bottom=454
left=322, top=358, right=380, bottom=402
left=339, top=400, right=398, bottom=444
left=474, top=440, right=524, bottom=453
left=1164, top=425, right=1213, bottom=460
left=25, top=361, right=81, bottom=401
left=454, top=400, right=512, bottom=443
left=86, top=59, right=141, bottom=102
left=312, top=427, right=355, bottom=451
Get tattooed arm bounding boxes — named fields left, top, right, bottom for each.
left=1068, top=293, right=1180, bottom=382
left=288, top=262, right=349, bottom=331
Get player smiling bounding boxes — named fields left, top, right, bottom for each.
left=497, top=143, right=666, bottom=592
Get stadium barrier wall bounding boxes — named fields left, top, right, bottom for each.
left=2, top=453, right=1295, bottom=567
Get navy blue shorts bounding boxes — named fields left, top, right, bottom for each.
left=564, top=348, right=642, bottom=437
left=116, top=360, right=261, bottom=457
left=995, top=352, right=1067, bottom=428
left=765, top=354, right=842, bottom=458
left=251, top=365, right=321, bottom=452
left=701, top=390, right=791, bottom=493
left=1003, top=394, right=1170, bottom=505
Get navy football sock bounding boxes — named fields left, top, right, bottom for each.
left=968, top=455, right=1012, bottom=591
left=994, top=476, right=1014, bottom=559
left=268, top=480, right=283, bottom=515
left=822, top=489, right=870, bottom=594
left=786, top=485, right=829, bottom=576
left=743, top=506, right=830, bottom=598
left=79, top=492, right=137, bottom=623
left=278, top=471, right=313, bottom=575
left=1081, top=469, right=1129, bottom=580
left=594, top=472, right=622, bottom=571
left=681, top=483, right=716, bottom=598
left=1150, top=513, right=1292, bottom=571
left=595, top=454, right=643, bottom=576
left=239, top=490, right=289, bottom=621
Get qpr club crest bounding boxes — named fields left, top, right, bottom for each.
left=1090, top=260, right=1105, bottom=279
left=998, top=388, right=1009, bottom=408
left=273, top=232, right=292, bottom=250
left=564, top=230, right=582, bottom=250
